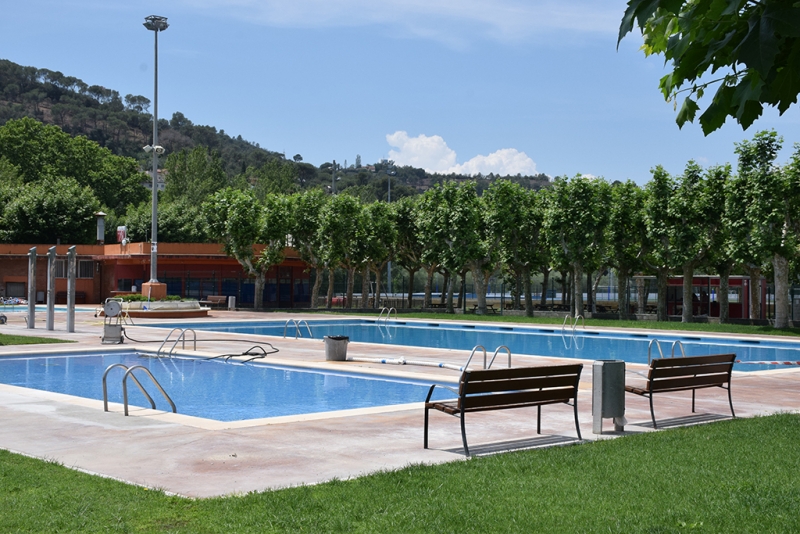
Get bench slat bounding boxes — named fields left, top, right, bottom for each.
left=462, top=374, right=578, bottom=395
left=461, top=387, right=576, bottom=410
left=649, top=373, right=730, bottom=392
left=650, top=353, right=735, bottom=368
left=649, top=362, right=733, bottom=380
left=466, top=364, right=582, bottom=382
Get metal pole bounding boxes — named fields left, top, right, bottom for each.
left=27, top=247, right=36, bottom=329
left=387, top=172, right=391, bottom=295
left=67, top=246, right=76, bottom=333
left=150, top=26, right=159, bottom=283
left=46, top=246, right=56, bottom=331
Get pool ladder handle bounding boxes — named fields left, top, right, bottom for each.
left=102, top=363, right=176, bottom=416
left=561, top=314, right=585, bottom=336
left=647, top=339, right=687, bottom=364
left=463, top=345, right=513, bottom=370
left=283, top=319, right=312, bottom=339
left=157, top=328, right=197, bottom=357
left=378, top=307, right=397, bottom=323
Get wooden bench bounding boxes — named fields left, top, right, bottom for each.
left=625, top=353, right=736, bottom=428
left=424, top=364, right=583, bottom=456
left=472, top=304, right=498, bottom=314
left=199, top=295, right=227, bottom=308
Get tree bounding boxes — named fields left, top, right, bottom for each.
left=619, top=1, right=800, bottom=135
left=318, top=194, right=364, bottom=309
left=735, top=130, right=799, bottom=328
left=544, top=175, right=610, bottom=317
left=163, top=146, right=229, bottom=205
left=251, top=159, right=299, bottom=198
left=124, top=198, right=210, bottom=243
left=289, top=189, right=328, bottom=309
left=607, top=180, right=647, bottom=318
left=394, top=196, right=425, bottom=308
left=0, top=177, right=100, bottom=243
left=204, top=188, right=266, bottom=309
left=361, top=201, right=397, bottom=307
left=643, top=166, right=679, bottom=321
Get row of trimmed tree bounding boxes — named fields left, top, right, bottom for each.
left=202, top=130, right=800, bottom=328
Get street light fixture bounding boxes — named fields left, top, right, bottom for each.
left=143, top=15, right=168, bottom=284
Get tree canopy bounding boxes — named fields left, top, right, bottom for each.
left=619, top=0, right=800, bottom=134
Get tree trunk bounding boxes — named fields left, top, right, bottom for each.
left=253, top=271, right=265, bottom=310
left=326, top=267, right=334, bottom=309
left=423, top=265, right=435, bottom=308
left=523, top=266, right=534, bottom=317
left=472, top=265, right=487, bottom=315
left=718, top=266, right=730, bottom=324
left=773, top=253, right=790, bottom=328
left=656, top=268, right=669, bottom=322
left=346, top=266, right=355, bottom=309
left=636, top=276, right=647, bottom=314
left=361, top=265, right=370, bottom=308
left=617, top=268, right=630, bottom=319
left=682, top=263, right=695, bottom=323
left=540, top=268, right=550, bottom=306
left=560, top=270, right=569, bottom=306
left=407, top=267, right=418, bottom=308
left=585, top=271, right=593, bottom=315
left=746, top=265, right=761, bottom=320
left=446, top=274, right=455, bottom=313
left=310, top=266, right=323, bottom=309
left=592, top=270, right=603, bottom=314
left=456, top=270, right=466, bottom=310
left=373, top=265, right=383, bottom=309
left=572, top=264, right=584, bottom=318
left=440, top=272, right=449, bottom=305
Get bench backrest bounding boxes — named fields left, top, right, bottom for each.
left=208, top=296, right=226, bottom=302
left=648, top=353, right=735, bottom=392
left=458, top=364, right=583, bottom=411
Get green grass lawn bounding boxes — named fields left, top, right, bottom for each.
left=0, top=333, right=72, bottom=346
left=2, top=414, right=799, bottom=533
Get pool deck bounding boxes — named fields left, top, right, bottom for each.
left=1, top=309, right=799, bottom=498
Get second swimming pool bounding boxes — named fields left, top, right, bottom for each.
left=154, top=319, right=800, bottom=372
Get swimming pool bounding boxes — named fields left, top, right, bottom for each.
left=0, top=350, right=452, bottom=421
left=155, top=319, right=800, bottom=372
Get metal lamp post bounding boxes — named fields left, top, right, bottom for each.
left=143, top=15, right=168, bottom=283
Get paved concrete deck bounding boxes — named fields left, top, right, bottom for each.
left=1, top=308, right=798, bottom=498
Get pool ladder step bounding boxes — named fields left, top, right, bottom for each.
left=102, top=363, right=176, bottom=416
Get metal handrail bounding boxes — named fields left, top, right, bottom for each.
left=671, top=339, right=687, bottom=358
left=122, top=365, right=176, bottom=416
left=463, top=345, right=487, bottom=370
left=102, top=363, right=156, bottom=412
left=487, top=345, right=512, bottom=369
left=169, top=329, right=197, bottom=356
left=561, top=314, right=571, bottom=335
left=297, top=319, right=312, bottom=337
left=648, top=339, right=665, bottom=364
left=157, top=328, right=183, bottom=357
left=572, top=314, right=585, bottom=334
left=378, top=307, right=397, bottom=323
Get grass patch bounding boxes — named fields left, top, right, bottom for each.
left=0, top=333, right=72, bottom=346
left=1, top=414, right=799, bottom=532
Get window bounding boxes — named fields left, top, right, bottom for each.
left=55, top=259, right=67, bottom=278
left=78, top=260, right=94, bottom=279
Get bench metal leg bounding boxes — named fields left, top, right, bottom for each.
left=537, top=405, right=541, bottom=434
left=460, top=411, right=470, bottom=457
left=692, top=389, right=696, bottom=413
left=573, top=399, right=582, bottom=440
left=423, top=407, right=429, bottom=449
left=649, top=394, right=658, bottom=429
left=727, top=384, right=736, bottom=419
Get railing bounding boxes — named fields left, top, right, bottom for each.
left=378, top=307, right=397, bottom=323
left=283, top=319, right=312, bottom=338
left=647, top=339, right=687, bottom=364
left=157, top=328, right=197, bottom=357
left=487, top=345, right=512, bottom=369
left=102, top=363, right=176, bottom=416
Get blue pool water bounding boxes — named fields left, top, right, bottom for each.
left=156, top=319, right=800, bottom=372
left=0, top=351, right=452, bottom=421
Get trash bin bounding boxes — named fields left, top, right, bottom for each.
left=324, top=335, right=349, bottom=361
left=228, top=296, right=236, bottom=310
left=592, top=359, right=626, bottom=434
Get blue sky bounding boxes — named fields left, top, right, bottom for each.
left=2, top=0, right=799, bottom=184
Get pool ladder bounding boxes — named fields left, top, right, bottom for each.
left=378, top=307, right=397, bottom=323
left=157, top=328, right=197, bottom=357
left=283, top=319, right=312, bottom=338
left=102, top=363, right=176, bottom=416
left=647, top=339, right=687, bottom=364
left=463, top=345, right=512, bottom=370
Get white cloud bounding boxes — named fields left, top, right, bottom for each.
left=183, top=0, right=619, bottom=45
left=386, top=130, right=537, bottom=176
